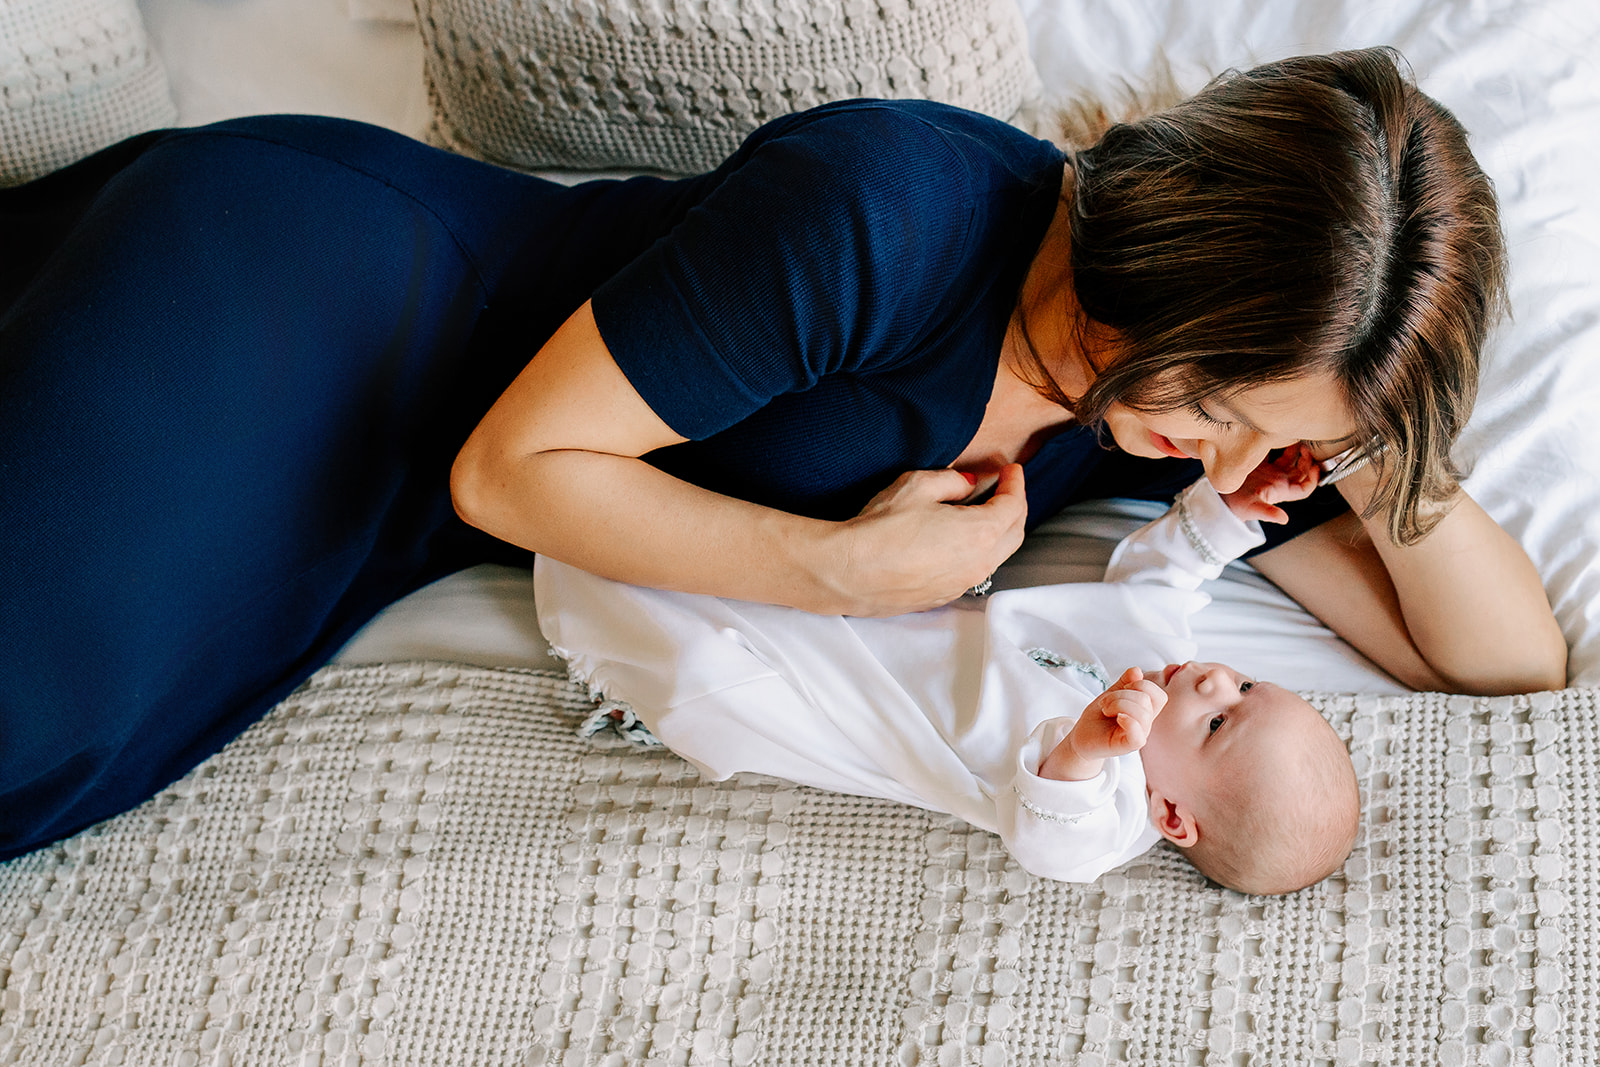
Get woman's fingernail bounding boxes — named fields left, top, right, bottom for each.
left=960, top=471, right=978, bottom=485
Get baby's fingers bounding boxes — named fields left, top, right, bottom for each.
left=1115, top=712, right=1150, bottom=750
left=1130, top=678, right=1167, bottom=714
left=1291, top=446, right=1321, bottom=488
left=1108, top=666, right=1144, bottom=691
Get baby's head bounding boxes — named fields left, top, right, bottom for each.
left=1137, top=661, right=1359, bottom=895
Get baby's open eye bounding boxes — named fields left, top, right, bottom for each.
left=1208, top=715, right=1225, bottom=734
left=1239, top=680, right=1254, bottom=694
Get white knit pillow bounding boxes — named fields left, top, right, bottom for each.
left=0, top=0, right=177, bottom=186
left=414, top=0, right=1043, bottom=174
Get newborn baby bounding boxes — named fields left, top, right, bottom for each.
left=537, top=448, right=1359, bottom=895
left=1044, top=658, right=1356, bottom=894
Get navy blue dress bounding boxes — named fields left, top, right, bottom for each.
left=0, top=102, right=1340, bottom=858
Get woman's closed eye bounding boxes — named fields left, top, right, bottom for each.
left=1190, top=402, right=1235, bottom=430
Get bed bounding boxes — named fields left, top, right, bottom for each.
left=2, top=0, right=1597, bottom=1062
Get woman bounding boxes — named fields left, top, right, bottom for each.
left=451, top=48, right=1561, bottom=688
left=0, top=48, right=1564, bottom=859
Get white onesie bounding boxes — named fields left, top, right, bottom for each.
left=536, top=479, right=1264, bottom=883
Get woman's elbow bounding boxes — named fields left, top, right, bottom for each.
left=448, top=434, right=499, bottom=533
left=450, top=432, right=562, bottom=553
left=1434, top=639, right=1569, bottom=697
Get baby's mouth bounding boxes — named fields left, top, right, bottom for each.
left=1161, top=663, right=1183, bottom=685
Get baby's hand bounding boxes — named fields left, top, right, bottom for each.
left=1039, top=667, right=1168, bottom=781
left=1221, top=442, right=1321, bottom=524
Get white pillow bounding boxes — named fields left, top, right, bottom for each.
left=415, top=0, right=1043, bottom=174
left=0, top=0, right=177, bottom=186
left=1014, top=0, right=1600, bottom=685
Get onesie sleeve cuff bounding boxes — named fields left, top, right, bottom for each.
left=1175, top=479, right=1265, bottom=566
left=1103, top=477, right=1265, bottom=588
left=996, top=717, right=1157, bottom=882
left=1013, top=717, right=1128, bottom=818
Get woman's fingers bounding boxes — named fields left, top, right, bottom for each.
left=986, top=462, right=1028, bottom=507
left=839, top=464, right=1029, bottom=614
left=912, top=466, right=988, bottom=504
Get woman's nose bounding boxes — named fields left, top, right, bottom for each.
left=1201, top=438, right=1272, bottom=494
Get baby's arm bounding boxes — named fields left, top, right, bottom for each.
left=993, top=668, right=1164, bottom=882
left=1103, top=477, right=1267, bottom=591
left=1036, top=667, right=1166, bottom=781
left=1220, top=442, right=1320, bottom=525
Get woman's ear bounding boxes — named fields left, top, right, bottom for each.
left=1146, top=788, right=1200, bottom=848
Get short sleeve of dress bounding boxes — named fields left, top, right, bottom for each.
left=590, top=102, right=988, bottom=441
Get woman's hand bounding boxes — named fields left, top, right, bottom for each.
left=831, top=463, right=1029, bottom=615
left=453, top=301, right=1030, bottom=617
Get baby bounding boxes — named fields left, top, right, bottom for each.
left=1049, top=662, right=1357, bottom=895
left=537, top=446, right=1359, bottom=896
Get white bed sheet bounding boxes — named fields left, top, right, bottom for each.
left=138, top=0, right=428, bottom=137
left=136, top=0, right=1599, bottom=695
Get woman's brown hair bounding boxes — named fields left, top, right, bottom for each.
left=1028, top=47, right=1507, bottom=544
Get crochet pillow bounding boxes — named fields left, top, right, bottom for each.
left=414, top=0, right=1043, bottom=174
left=0, top=0, right=177, bottom=186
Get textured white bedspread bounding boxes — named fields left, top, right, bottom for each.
left=1, top=662, right=1590, bottom=1065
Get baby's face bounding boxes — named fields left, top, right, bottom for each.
left=1137, top=661, right=1326, bottom=802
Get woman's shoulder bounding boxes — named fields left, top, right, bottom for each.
left=768, top=97, right=1039, bottom=135
left=728, top=99, right=1062, bottom=190
left=703, top=99, right=1064, bottom=282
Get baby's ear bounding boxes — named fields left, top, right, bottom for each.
left=1146, top=789, right=1200, bottom=849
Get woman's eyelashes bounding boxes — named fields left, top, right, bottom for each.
left=1189, top=402, right=1235, bottom=429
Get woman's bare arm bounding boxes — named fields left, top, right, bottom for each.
left=1248, top=462, right=1567, bottom=695
left=450, top=301, right=1029, bottom=615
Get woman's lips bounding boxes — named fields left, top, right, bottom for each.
left=1150, top=432, right=1191, bottom=459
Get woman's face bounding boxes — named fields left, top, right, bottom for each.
left=1099, top=371, right=1357, bottom=493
